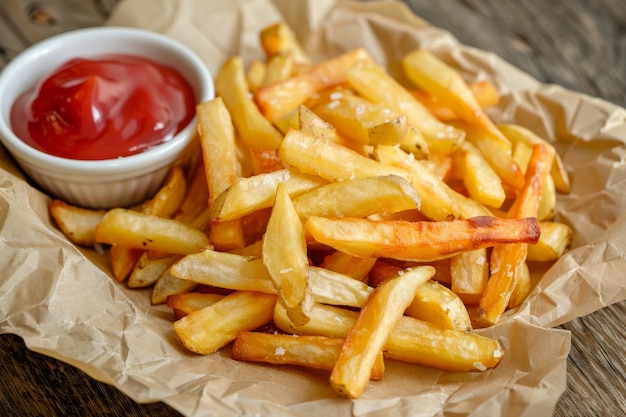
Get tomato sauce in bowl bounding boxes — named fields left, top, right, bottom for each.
left=10, top=54, right=196, bottom=161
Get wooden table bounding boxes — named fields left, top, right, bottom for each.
left=1, top=1, right=625, bottom=416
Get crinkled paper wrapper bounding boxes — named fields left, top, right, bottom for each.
left=1, top=0, right=626, bottom=416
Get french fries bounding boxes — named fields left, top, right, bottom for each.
left=304, top=216, right=540, bottom=262
left=48, top=20, right=573, bottom=400
left=330, top=266, right=435, bottom=398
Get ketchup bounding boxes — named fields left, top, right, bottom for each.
left=10, top=54, right=196, bottom=160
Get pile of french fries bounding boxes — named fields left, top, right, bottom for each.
left=49, top=21, right=573, bottom=399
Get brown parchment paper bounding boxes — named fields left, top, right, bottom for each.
left=1, top=0, right=625, bottom=416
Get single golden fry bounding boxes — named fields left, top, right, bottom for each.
left=215, top=57, right=283, bottom=150
left=527, top=221, right=573, bottom=262
left=320, top=251, right=376, bottom=282
left=166, top=292, right=225, bottom=319
left=109, top=245, right=143, bottom=282
left=95, top=208, right=211, bottom=255
left=454, top=141, right=506, bottom=208
left=141, top=165, right=187, bottom=218
left=173, top=290, right=276, bottom=355
left=278, top=129, right=409, bottom=182
left=411, top=80, right=500, bottom=121
left=151, top=269, right=198, bottom=305
left=386, top=315, right=503, bottom=372
left=173, top=163, right=209, bottom=225
left=402, top=49, right=511, bottom=152
left=197, top=97, right=241, bottom=201
left=330, top=266, right=435, bottom=398
left=49, top=199, right=106, bottom=247
left=305, top=215, right=540, bottom=262
left=232, top=332, right=385, bottom=380
left=249, top=148, right=286, bottom=175
left=255, top=48, right=373, bottom=122
left=263, top=182, right=313, bottom=326
left=450, top=249, right=489, bottom=305
left=127, top=253, right=180, bottom=289
left=245, top=59, right=267, bottom=93
left=292, top=175, right=420, bottom=220
left=196, top=97, right=245, bottom=251
left=261, top=53, right=295, bottom=87
left=259, top=21, right=311, bottom=66
left=346, top=58, right=464, bottom=154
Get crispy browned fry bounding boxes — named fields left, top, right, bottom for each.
left=255, top=48, right=373, bottom=122
left=477, top=144, right=553, bottom=327
left=215, top=57, right=283, bottom=150
left=411, top=80, right=500, bottom=121
left=95, top=208, right=211, bottom=255
left=274, top=302, right=503, bottom=373
left=346, top=58, right=464, bottom=154
left=49, top=199, right=106, bottom=246
left=305, top=215, right=540, bottom=262
left=263, top=183, right=313, bottom=326
left=166, top=292, right=225, bottom=319
left=278, top=129, right=409, bottom=182
left=527, top=221, right=573, bottom=262
left=232, top=332, right=384, bottom=380
left=292, top=175, right=420, bottom=220
left=510, top=140, right=557, bottom=221
left=259, top=21, right=311, bottom=66
left=173, top=291, right=277, bottom=355
left=330, top=266, right=434, bottom=398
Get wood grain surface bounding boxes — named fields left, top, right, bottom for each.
left=1, top=1, right=625, bottom=416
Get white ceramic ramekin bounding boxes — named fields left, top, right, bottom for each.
left=0, top=27, right=214, bottom=209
